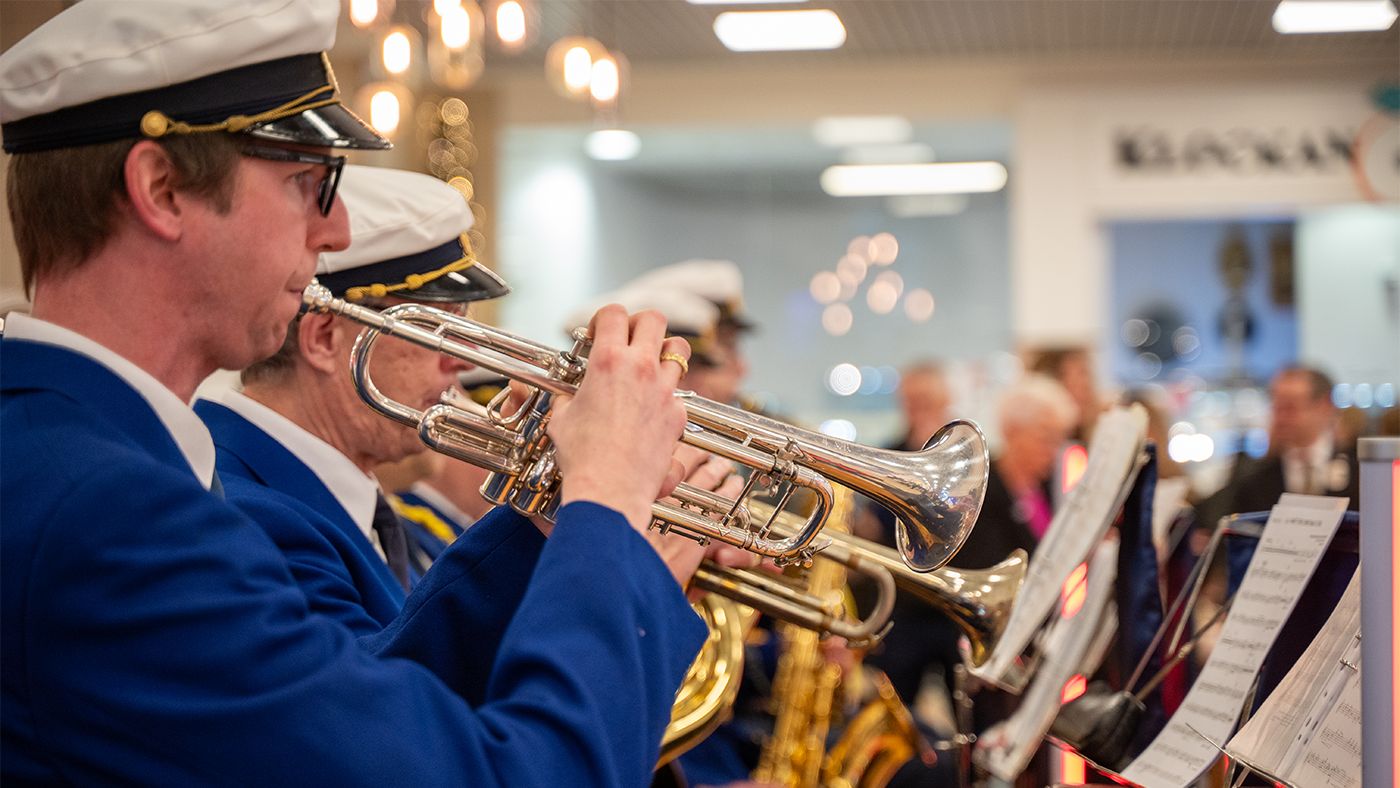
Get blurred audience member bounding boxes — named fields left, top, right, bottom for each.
left=895, top=361, right=953, bottom=452
left=956, top=374, right=1079, bottom=568
left=1195, top=365, right=1360, bottom=534
left=1030, top=346, right=1102, bottom=444
left=869, top=374, right=1076, bottom=719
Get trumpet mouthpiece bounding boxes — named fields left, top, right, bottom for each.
left=301, top=281, right=334, bottom=315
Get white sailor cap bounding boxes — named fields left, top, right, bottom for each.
left=630, top=259, right=752, bottom=330
left=317, top=166, right=510, bottom=304
left=563, top=285, right=720, bottom=364
left=0, top=0, right=388, bottom=154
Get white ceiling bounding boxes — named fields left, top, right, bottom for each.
left=490, top=0, right=1398, bottom=66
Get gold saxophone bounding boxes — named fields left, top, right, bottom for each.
left=659, top=488, right=1027, bottom=777
left=752, top=487, right=922, bottom=788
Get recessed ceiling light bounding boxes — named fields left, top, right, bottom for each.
left=1272, top=0, right=1398, bottom=33
left=821, top=162, right=1008, bottom=196
left=713, top=10, right=846, bottom=52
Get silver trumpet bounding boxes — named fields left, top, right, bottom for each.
left=691, top=499, right=1027, bottom=659
left=301, top=283, right=988, bottom=573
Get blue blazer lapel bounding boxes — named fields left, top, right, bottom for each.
left=194, top=400, right=358, bottom=535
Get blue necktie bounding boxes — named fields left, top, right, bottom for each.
left=372, top=493, right=412, bottom=592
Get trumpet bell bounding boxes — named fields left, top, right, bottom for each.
left=891, top=421, right=991, bottom=572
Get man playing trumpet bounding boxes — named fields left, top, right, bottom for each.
left=2, top=2, right=722, bottom=783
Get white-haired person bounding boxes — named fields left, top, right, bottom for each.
left=951, top=373, right=1078, bottom=570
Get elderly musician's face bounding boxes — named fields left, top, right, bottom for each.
left=331, top=299, right=473, bottom=466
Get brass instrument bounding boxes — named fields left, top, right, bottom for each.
left=658, top=594, right=757, bottom=767
left=696, top=501, right=1028, bottom=666
left=753, top=487, right=867, bottom=788
left=753, top=487, right=924, bottom=788
left=301, top=283, right=989, bottom=573
left=822, top=673, right=922, bottom=788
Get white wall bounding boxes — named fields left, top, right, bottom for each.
left=1296, top=204, right=1400, bottom=391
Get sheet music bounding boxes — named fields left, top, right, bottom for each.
left=1226, top=568, right=1362, bottom=788
left=975, top=536, right=1120, bottom=781
left=971, top=404, right=1148, bottom=691
left=1116, top=495, right=1348, bottom=788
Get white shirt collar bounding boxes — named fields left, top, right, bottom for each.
left=1284, top=430, right=1336, bottom=494
left=200, top=388, right=382, bottom=555
left=5, top=313, right=216, bottom=489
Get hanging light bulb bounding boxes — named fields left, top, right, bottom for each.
left=487, top=0, right=535, bottom=51
left=590, top=54, right=619, bottom=103
left=355, top=82, right=414, bottom=139
left=428, top=1, right=485, bottom=88
left=434, top=0, right=461, bottom=16
left=370, top=90, right=401, bottom=134
left=545, top=36, right=606, bottom=101
left=382, top=30, right=412, bottom=73
left=441, top=5, right=471, bottom=48
left=564, top=47, right=593, bottom=90
left=497, top=1, right=526, bottom=43
left=350, top=0, right=379, bottom=28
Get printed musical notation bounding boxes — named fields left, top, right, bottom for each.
left=971, top=405, right=1147, bottom=691
left=1226, top=564, right=1363, bottom=788
left=1117, top=495, right=1348, bottom=788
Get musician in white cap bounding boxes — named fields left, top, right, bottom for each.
left=2, top=2, right=711, bottom=786
left=566, top=272, right=750, bottom=406
left=194, top=165, right=506, bottom=632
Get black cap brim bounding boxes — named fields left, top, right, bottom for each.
left=403, top=262, right=511, bottom=303
left=318, top=235, right=511, bottom=305
left=247, top=103, right=390, bottom=150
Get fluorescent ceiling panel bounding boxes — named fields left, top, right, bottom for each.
left=821, top=162, right=1008, bottom=196
left=713, top=10, right=846, bottom=52
left=1272, top=0, right=1398, bottom=32
left=812, top=116, right=913, bottom=147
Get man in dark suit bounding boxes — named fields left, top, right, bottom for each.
left=2, top=3, right=713, bottom=784
left=1196, top=366, right=1360, bottom=531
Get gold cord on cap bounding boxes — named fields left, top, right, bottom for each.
left=660, top=352, right=689, bottom=377
left=141, top=54, right=341, bottom=139
left=343, top=249, right=480, bottom=303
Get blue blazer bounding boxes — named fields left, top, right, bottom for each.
left=2, top=337, right=707, bottom=788
left=195, top=399, right=410, bottom=635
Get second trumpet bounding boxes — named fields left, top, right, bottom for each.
left=301, top=283, right=989, bottom=573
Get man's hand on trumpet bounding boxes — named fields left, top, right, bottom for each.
left=657, top=443, right=756, bottom=598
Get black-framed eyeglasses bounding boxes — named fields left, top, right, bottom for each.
left=242, top=144, right=346, bottom=217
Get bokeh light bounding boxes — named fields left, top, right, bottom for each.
left=810, top=271, right=841, bottom=304
left=904, top=288, right=935, bottom=321
left=827, top=363, right=861, bottom=396
left=836, top=254, right=868, bottom=286
left=868, top=232, right=899, bottom=264
left=383, top=31, right=412, bottom=73
left=822, top=303, right=853, bottom=335
left=819, top=419, right=858, bottom=441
